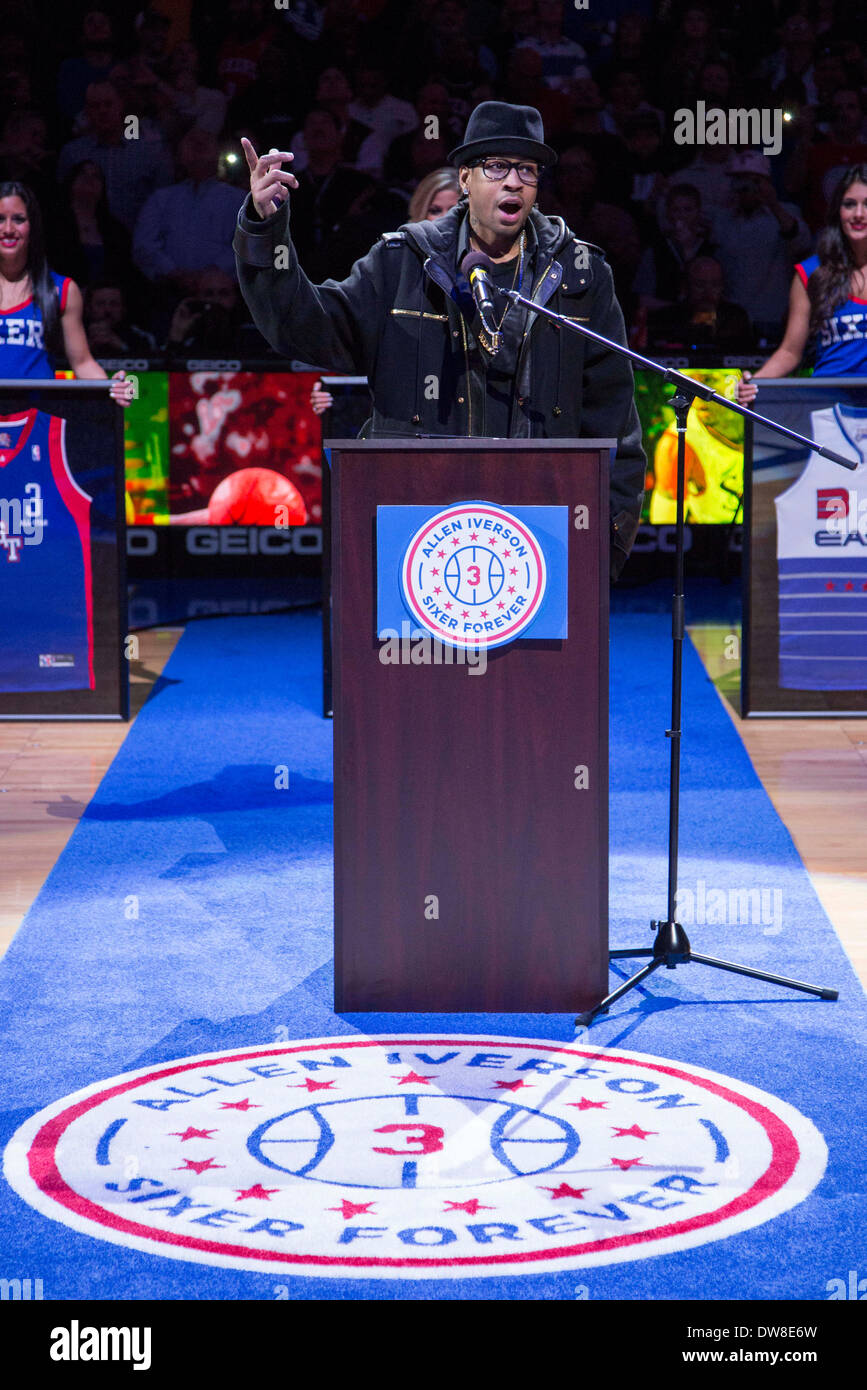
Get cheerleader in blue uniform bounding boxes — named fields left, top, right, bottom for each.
left=738, top=165, right=867, bottom=402
left=0, top=180, right=134, bottom=401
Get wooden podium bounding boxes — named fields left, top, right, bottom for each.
left=328, top=438, right=612, bottom=1013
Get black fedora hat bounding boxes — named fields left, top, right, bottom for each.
left=448, top=101, right=557, bottom=168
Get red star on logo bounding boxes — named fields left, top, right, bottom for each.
left=438, top=549, right=445, bottom=557
left=566, top=1098, right=608, bottom=1110
left=451, top=537, right=460, bottom=545
left=502, top=549, right=511, bottom=557
left=445, top=601, right=453, bottom=609
left=470, top=532, right=479, bottom=541
left=292, top=1078, right=335, bottom=1091
left=444, top=1199, right=494, bottom=1214
left=510, top=566, right=518, bottom=575
left=461, top=610, right=469, bottom=618
left=174, top=1158, right=225, bottom=1174
left=508, top=586, right=516, bottom=595
left=539, top=1182, right=589, bottom=1199
left=431, top=567, right=439, bottom=576
left=845, top=580, right=854, bottom=590
left=493, top=1079, right=531, bottom=1091
left=328, top=1199, right=377, bottom=1220
left=497, top=602, right=505, bottom=610
left=218, top=1099, right=261, bottom=1111
left=236, top=1183, right=279, bottom=1201
left=391, top=1070, right=437, bottom=1085
left=612, top=1124, right=656, bottom=1140
left=169, top=1127, right=217, bottom=1141
left=480, top=610, right=488, bottom=618
left=488, top=536, right=497, bottom=545
left=610, top=1156, right=643, bottom=1170
left=434, top=586, right=442, bottom=595
left=826, top=581, right=835, bottom=590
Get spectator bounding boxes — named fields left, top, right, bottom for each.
left=633, top=183, right=716, bottom=308
left=424, top=1, right=499, bottom=86
left=754, top=15, right=818, bottom=106
left=133, top=126, right=245, bottom=283
left=56, top=9, right=117, bottom=132
left=592, top=10, right=656, bottom=94
left=164, top=264, right=268, bottom=356
left=646, top=255, right=754, bottom=350
left=515, top=0, right=587, bottom=92
left=83, top=280, right=157, bottom=356
left=287, top=107, right=377, bottom=280
left=659, top=4, right=717, bottom=109
left=161, top=41, right=229, bottom=140
left=789, top=89, right=867, bottom=228
left=0, top=110, right=55, bottom=211
left=57, top=80, right=174, bottom=231
left=348, top=64, right=418, bottom=147
left=695, top=57, right=739, bottom=109
left=541, top=141, right=642, bottom=299
left=600, top=67, right=664, bottom=142
left=130, top=7, right=173, bottom=82
left=216, top=0, right=277, bottom=101
left=108, top=10, right=175, bottom=132
left=673, top=140, right=738, bottom=219
left=286, top=68, right=396, bottom=179
left=803, top=43, right=850, bottom=128
left=49, top=160, right=136, bottom=294
left=502, top=47, right=576, bottom=141
left=228, top=43, right=308, bottom=155
left=384, top=80, right=464, bottom=185
left=407, top=165, right=461, bottom=221
left=711, top=151, right=812, bottom=341
left=558, top=75, right=633, bottom=207
left=622, top=112, right=669, bottom=233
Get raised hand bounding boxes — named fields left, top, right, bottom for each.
left=241, top=137, right=299, bottom=219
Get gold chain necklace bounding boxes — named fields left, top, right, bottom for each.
left=477, top=232, right=525, bottom=355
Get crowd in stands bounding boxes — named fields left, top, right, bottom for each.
left=3, top=0, right=866, bottom=361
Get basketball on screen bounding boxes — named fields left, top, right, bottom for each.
left=207, top=467, right=308, bottom=525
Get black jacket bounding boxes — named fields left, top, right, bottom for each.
left=233, top=197, right=646, bottom=578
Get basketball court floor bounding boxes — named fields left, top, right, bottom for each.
left=0, top=618, right=864, bottom=987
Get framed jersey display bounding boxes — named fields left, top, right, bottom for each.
left=743, top=378, right=867, bottom=716
left=0, top=381, right=128, bottom=720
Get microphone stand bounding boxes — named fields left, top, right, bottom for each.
left=501, top=286, right=846, bottom=1027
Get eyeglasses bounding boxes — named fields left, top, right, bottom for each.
left=473, top=158, right=540, bottom=185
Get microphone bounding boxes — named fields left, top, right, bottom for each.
left=461, top=250, right=504, bottom=354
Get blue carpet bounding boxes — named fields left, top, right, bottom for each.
left=0, top=608, right=864, bottom=1300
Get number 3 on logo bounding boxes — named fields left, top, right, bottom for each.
left=371, top=1123, right=445, bottom=1156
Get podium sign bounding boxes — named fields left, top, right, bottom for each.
left=329, top=439, right=612, bottom=1012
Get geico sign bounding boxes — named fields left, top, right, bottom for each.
left=186, top=526, right=322, bottom=554
left=184, top=360, right=242, bottom=371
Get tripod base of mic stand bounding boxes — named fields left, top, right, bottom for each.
left=575, top=919, right=839, bottom=1027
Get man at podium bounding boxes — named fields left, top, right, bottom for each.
left=234, top=100, right=646, bottom=579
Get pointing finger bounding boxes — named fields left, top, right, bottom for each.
left=241, top=136, right=259, bottom=171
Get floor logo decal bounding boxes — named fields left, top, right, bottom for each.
left=4, top=1037, right=827, bottom=1277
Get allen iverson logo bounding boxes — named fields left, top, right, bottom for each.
left=3, top=1037, right=827, bottom=1279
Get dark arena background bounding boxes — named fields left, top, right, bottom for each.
left=0, top=0, right=865, bottom=1360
